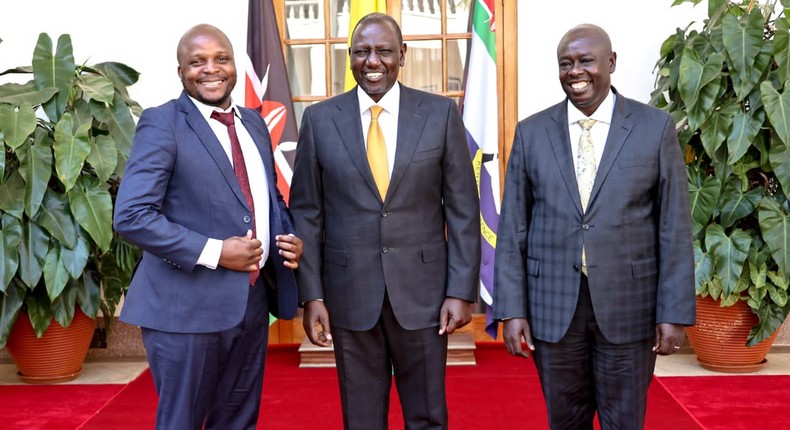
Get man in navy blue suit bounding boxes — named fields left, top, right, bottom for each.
left=114, top=24, right=302, bottom=430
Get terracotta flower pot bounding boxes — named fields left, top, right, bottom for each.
left=685, top=296, right=780, bottom=373
left=6, top=307, right=95, bottom=384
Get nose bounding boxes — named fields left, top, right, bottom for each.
left=366, top=50, right=381, bottom=66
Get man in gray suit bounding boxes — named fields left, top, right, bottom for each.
left=289, top=13, right=480, bottom=430
left=494, top=24, right=695, bottom=429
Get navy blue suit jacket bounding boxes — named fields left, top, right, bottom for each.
left=114, top=91, right=297, bottom=333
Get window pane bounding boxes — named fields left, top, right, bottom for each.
left=447, top=39, right=466, bottom=92
left=285, top=0, right=325, bottom=39
left=400, top=39, right=442, bottom=93
left=292, top=101, right=319, bottom=129
left=446, top=0, right=472, bottom=34
left=401, top=0, right=441, bottom=35
left=287, top=44, right=327, bottom=97
left=331, top=43, right=348, bottom=95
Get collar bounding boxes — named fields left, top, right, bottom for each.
left=187, top=95, right=240, bottom=121
left=567, top=88, right=616, bottom=126
left=357, top=81, right=401, bottom=115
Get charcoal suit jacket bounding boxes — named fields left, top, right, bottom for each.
left=493, top=89, right=695, bottom=344
left=290, top=85, right=481, bottom=331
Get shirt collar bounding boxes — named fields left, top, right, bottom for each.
left=357, top=81, right=400, bottom=115
left=187, top=95, right=240, bottom=121
left=567, top=88, right=616, bottom=126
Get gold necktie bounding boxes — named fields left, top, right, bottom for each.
left=576, top=119, right=597, bottom=275
left=367, top=105, right=389, bottom=200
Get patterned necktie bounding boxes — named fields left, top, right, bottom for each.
left=576, top=118, right=597, bottom=275
left=367, top=105, right=389, bottom=201
left=211, top=110, right=259, bottom=286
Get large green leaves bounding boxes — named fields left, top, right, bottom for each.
left=0, top=215, right=21, bottom=293
left=68, top=176, right=113, bottom=252
left=0, top=103, right=36, bottom=149
left=722, top=9, right=765, bottom=100
left=758, top=198, right=790, bottom=278
left=678, top=49, right=725, bottom=131
left=762, top=81, right=790, bottom=148
left=17, top=220, right=49, bottom=289
left=32, top=33, right=74, bottom=123
left=688, top=171, right=721, bottom=236
left=705, top=224, right=752, bottom=296
left=0, top=171, right=25, bottom=219
left=0, top=282, right=25, bottom=348
left=775, top=17, right=790, bottom=84
left=719, top=177, right=762, bottom=228
left=726, top=109, right=763, bottom=164
left=0, top=81, right=57, bottom=107
left=33, top=189, right=76, bottom=248
left=17, top=135, right=53, bottom=218
left=53, top=112, right=91, bottom=192
left=87, top=134, right=118, bottom=183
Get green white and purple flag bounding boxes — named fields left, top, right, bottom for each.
left=463, top=0, right=500, bottom=339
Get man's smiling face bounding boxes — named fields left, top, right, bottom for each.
left=177, top=26, right=237, bottom=109
left=557, top=26, right=616, bottom=117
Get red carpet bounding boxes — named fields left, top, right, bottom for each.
left=2, top=344, right=786, bottom=429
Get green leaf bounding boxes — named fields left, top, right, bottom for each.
left=761, top=81, right=790, bottom=147
left=32, top=33, right=75, bottom=123
left=748, top=301, right=789, bottom=346
left=694, top=241, right=715, bottom=294
left=53, top=112, right=92, bottom=192
left=0, top=215, right=21, bottom=293
left=722, top=10, right=765, bottom=100
left=0, top=171, right=26, bottom=218
left=727, top=108, right=763, bottom=164
left=769, top=139, right=790, bottom=202
left=107, top=96, right=135, bottom=157
left=25, top=287, right=53, bottom=337
left=688, top=172, right=721, bottom=236
left=87, top=134, right=118, bottom=183
left=100, top=251, right=126, bottom=320
left=700, top=103, right=738, bottom=159
left=77, top=73, right=114, bottom=104
left=17, top=220, right=49, bottom=289
left=775, top=18, right=790, bottom=84
left=719, top=178, right=763, bottom=228
left=0, top=104, right=36, bottom=149
left=43, top=243, right=70, bottom=300
left=17, top=135, right=52, bottom=217
left=678, top=49, right=725, bottom=131
left=92, top=62, right=140, bottom=87
left=33, top=189, right=76, bottom=248
left=0, top=282, right=25, bottom=349
left=75, top=272, right=100, bottom=318
left=61, top=229, right=89, bottom=278
left=758, top=198, right=790, bottom=277
left=68, top=176, right=113, bottom=251
left=51, top=281, right=78, bottom=327
left=705, top=224, right=751, bottom=296
left=0, top=82, right=58, bottom=107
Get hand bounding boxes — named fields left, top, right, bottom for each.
left=653, top=323, right=686, bottom=355
left=218, top=230, right=263, bottom=272
left=439, top=297, right=472, bottom=335
left=503, top=318, right=534, bottom=359
left=303, top=300, right=332, bottom=347
left=276, top=233, right=303, bottom=269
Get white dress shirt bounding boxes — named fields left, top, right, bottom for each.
left=357, top=82, right=401, bottom=178
left=188, top=96, right=270, bottom=270
left=567, top=89, right=616, bottom=171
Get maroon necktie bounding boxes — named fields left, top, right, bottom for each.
left=211, top=110, right=259, bottom=286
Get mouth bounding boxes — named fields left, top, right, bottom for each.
left=364, top=72, right=384, bottom=82
left=199, top=78, right=226, bottom=88
left=570, top=81, right=590, bottom=91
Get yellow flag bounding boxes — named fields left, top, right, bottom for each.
left=344, top=0, right=387, bottom=91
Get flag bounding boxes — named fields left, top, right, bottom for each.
left=344, top=0, right=387, bottom=91
left=462, top=0, right=500, bottom=339
left=246, top=0, right=299, bottom=203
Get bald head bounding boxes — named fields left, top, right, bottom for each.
left=177, top=24, right=234, bottom=64
left=557, top=24, right=612, bottom=58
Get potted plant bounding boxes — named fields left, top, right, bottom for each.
left=650, top=0, right=790, bottom=371
left=0, top=33, right=140, bottom=382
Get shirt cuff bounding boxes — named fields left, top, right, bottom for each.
left=197, top=238, right=222, bottom=269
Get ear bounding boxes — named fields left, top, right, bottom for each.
left=609, top=51, right=617, bottom=74
left=399, top=43, right=407, bottom=67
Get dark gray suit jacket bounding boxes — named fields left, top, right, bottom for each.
left=114, top=91, right=298, bottom=333
left=494, top=90, right=695, bottom=344
left=290, top=85, right=481, bottom=331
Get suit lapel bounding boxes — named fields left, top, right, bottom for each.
left=589, top=94, right=633, bottom=205
left=547, top=103, right=585, bottom=214
left=178, top=92, right=248, bottom=210
left=330, top=91, right=382, bottom=201
left=389, top=86, right=427, bottom=201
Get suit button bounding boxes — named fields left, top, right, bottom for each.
left=243, top=215, right=252, bottom=223
left=582, top=224, right=590, bottom=230
left=381, top=211, right=389, bottom=218
left=382, top=247, right=389, bottom=253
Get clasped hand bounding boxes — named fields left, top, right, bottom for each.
left=219, top=230, right=303, bottom=271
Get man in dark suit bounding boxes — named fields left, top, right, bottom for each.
left=289, top=13, right=480, bottom=430
left=113, top=24, right=302, bottom=430
left=493, top=24, right=695, bottom=429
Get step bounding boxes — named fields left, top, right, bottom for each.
left=298, top=332, right=477, bottom=368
